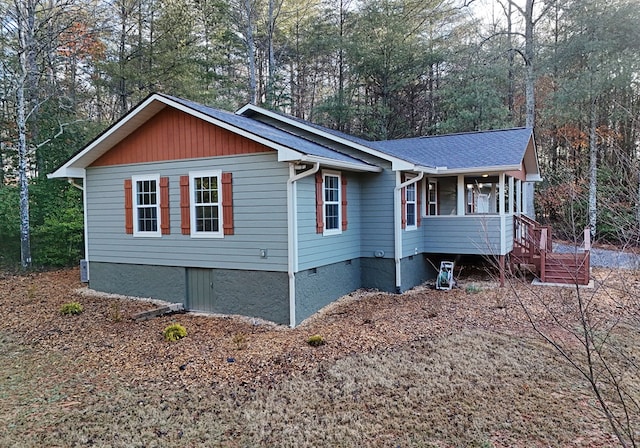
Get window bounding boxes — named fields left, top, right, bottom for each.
left=428, top=180, right=438, bottom=215
left=132, top=175, right=161, bottom=237
left=323, top=172, right=341, bottom=235
left=190, top=171, right=223, bottom=237
left=401, top=174, right=420, bottom=230
left=465, top=176, right=499, bottom=214
left=405, top=181, right=417, bottom=228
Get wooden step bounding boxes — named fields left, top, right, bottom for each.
left=541, top=252, right=590, bottom=285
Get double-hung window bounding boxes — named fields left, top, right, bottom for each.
left=405, top=181, right=417, bottom=229
left=132, top=174, right=161, bottom=237
left=323, top=171, right=341, bottom=235
left=190, top=170, right=223, bottom=238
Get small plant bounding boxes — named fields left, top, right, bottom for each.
left=232, top=333, right=247, bottom=350
left=465, top=284, right=482, bottom=294
left=60, top=301, right=83, bottom=315
left=307, top=334, right=325, bottom=347
left=163, top=323, right=187, bottom=342
left=110, top=302, right=123, bottom=322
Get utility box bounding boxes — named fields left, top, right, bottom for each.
left=80, top=259, right=89, bottom=283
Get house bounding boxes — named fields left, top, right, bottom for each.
left=50, top=93, right=543, bottom=326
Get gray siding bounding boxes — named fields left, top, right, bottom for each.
left=423, top=215, right=514, bottom=255
left=89, top=262, right=185, bottom=303
left=295, top=259, right=362, bottom=325
left=296, top=169, right=396, bottom=271
left=360, top=170, right=396, bottom=259
left=86, top=152, right=289, bottom=271
left=297, top=173, right=363, bottom=270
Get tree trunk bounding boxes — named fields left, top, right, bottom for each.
left=523, top=0, right=535, bottom=129
left=118, top=3, right=128, bottom=116
left=588, top=98, right=597, bottom=239
left=522, top=0, right=536, bottom=219
left=16, top=1, right=35, bottom=268
left=266, top=0, right=276, bottom=108
left=245, top=0, right=257, bottom=104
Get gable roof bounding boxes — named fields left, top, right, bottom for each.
left=236, top=104, right=540, bottom=178
left=237, top=104, right=416, bottom=171
left=50, top=93, right=540, bottom=181
left=370, top=128, right=540, bottom=178
left=49, top=94, right=380, bottom=179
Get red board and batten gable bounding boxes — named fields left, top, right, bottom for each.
left=91, top=106, right=271, bottom=167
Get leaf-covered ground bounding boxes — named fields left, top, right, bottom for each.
left=1, top=267, right=636, bottom=447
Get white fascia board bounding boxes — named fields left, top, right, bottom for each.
left=392, top=159, right=418, bottom=171
left=276, top=147, right=303, bottom=162
left=299, top=155, right=381, bottom=173
left=433, top=164, right=522, bottom=175
left=413, top=165, right=439, bottom=174
left=279, top=148, right=380, bottom=172
left=48, top=167, right=86, bottom=179
left=237, top=103, right=411, bottom=169
left=526, top=174, right=543, bottom=182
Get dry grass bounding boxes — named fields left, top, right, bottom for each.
left=0, top=267, right=637, bottom=447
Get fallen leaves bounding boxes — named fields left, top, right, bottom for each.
left=0, top=266, right=637, bottom=394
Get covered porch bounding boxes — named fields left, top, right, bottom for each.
left=421, top=172, right=528, bottom=257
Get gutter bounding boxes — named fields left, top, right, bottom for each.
left=393, top=171, right=424, bottom=294
left=286, top=162, right=320, bottom=327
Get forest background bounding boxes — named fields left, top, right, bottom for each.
left=0, top=0, right=639, bottom=267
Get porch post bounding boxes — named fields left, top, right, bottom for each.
left=499, top=173, right=506, bottom=215
left=457, top=175, right=465, bottom=215
left=516, top=179, right=522, bottom=214
left=508, top=176, right=514, bottom=214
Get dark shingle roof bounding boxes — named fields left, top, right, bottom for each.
left=250, top=107, right=374, bottom=147
left=370, top=128, right=533, bottom=170
left=163, top=95, right=373, bottom=166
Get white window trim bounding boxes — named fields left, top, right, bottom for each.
left=322, top=170, right=342, bottom=236
left=189, top=170, right=224, bottom=239
left=427, top=179, right=438, bottom=216
left=405, top=174, right=417, bottom=231
left=132, top=174, right=161, bottom=237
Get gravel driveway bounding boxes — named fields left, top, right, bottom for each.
left=553, top=243, right=640, bottom=270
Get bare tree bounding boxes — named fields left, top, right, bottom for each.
left=507, top=168, right=640, bottom=447
left=2, top=0, right=83, bottom=267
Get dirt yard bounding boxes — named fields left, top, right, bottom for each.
left=1, top=267, right=638, bottom=447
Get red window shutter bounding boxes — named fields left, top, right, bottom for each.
left=315, top=172, right=324, bottom=233
left=180, top=175, right=190, bottom=235
left=222, top=172, right=234, bottom=235
left=341, top=176, right=348, bottom=231
left=160, top=177, right=170, bottom=235
left=416, top=179, right=421, bottom=228
left=124, top=179, right=133, bottom=234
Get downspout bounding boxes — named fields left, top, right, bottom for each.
left=287, top=162, right=320, bottom=327
left=68, top=173, right=89, bottom=280
left=393, top=171, right=423, bottom=294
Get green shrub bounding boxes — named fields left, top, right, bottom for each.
left=465, top=284, right=481, bottom=294
left=30, top=179, right=84, bottom=267
left=60, top=302, right=83, bottom=315
left=307, top=334, right=325, bottom=347
left=163, top=323, right=187, bottom=342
